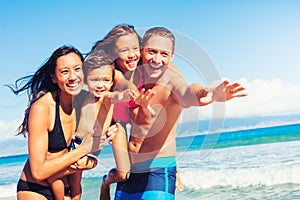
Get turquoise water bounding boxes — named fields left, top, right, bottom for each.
left=1, top=123, right=300, bottom=199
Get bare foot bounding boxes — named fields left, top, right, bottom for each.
left=100, top=175, right=111, bottom=200
left=176, top=178, right=184, bottom=192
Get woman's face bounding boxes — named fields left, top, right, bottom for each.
left=52, top=52, right=84, bottom=96
left=114, top=33, right=141, bottom=74
left=86, top=65, right=114, bottom=98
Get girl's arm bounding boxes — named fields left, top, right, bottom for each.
left=110, top=123, right=130, bottom=178
left=114, top=69, right=138, bottom=92
left=129, top=88, right=156, bottom=127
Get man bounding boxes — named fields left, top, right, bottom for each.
left=113, top=27, right=247, bottom=200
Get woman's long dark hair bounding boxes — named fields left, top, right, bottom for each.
left=6, top=45, right=84, bottom=137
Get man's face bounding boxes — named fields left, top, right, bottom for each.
left=141, top=35, right=174, bottom=79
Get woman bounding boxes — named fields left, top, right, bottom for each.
left=8, top=45, right=100, bottom=200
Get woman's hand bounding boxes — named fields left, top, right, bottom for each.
left=70, top=155, right=98, bottom=170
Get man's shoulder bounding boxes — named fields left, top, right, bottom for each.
left=162, top=68, right=186, bottom=85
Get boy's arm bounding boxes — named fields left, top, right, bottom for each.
left=106, top=89, right=136, bottom=104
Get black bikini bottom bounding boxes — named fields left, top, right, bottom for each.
left=17, top=179, right=70, bottom=200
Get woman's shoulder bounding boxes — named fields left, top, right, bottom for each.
left=30, top=92, right=55, bottom=114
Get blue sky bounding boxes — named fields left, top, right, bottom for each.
left=1, top=0, right=300, bottom=149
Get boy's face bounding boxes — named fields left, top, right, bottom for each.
left=141, top=35, right=174, bottom=79
left=86, top=65, right=113, bottom=97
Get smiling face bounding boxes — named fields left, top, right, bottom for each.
left=141, top=35, right=174, bottom=80
left=114, top=33, right=141, bottom=73
left=86, top=65, right=114, bottom=98
left=52, top=52, right=84, bottom=96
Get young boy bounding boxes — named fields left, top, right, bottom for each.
left=48, top=51, right=134, bottom=200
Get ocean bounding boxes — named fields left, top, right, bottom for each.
left=1, top=121, right=300, bottom=199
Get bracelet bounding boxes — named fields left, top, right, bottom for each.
left=147, top=105, right=156, bottom=117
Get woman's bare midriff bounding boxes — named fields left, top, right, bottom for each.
left=20, top=148, right=71, bottom=187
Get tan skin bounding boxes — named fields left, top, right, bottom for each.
left=129, top=35, right=247, bottom=164
left=17, top=53, right=97, bottom=200
left=100, top=31, right=187, bottom=199
left=100, top=33, right=142, bottom=200
left=78, top=66, right=115, bottom=140
left=113, top=33, right=183, bottom=88
left=102, top=30, right=247, bottom=199
left=49, top=63, right=128, bottom=199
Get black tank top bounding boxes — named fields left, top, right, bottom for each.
left=48, top=95, right=69, bottom=151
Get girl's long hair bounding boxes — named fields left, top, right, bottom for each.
left=6, top=45, right=84, bottom=137
left=90, top=24, right=141, bottom=71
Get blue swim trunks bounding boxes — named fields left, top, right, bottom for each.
left=114, top=157, right=176, bottom=200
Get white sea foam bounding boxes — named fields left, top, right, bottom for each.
left=0, top=183, right=17, bottom=199
left=181, top=164, right=300, bottom=190
left=178, top=141, right=300, bottom=189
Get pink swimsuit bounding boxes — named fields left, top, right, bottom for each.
left=113, top=67, right=144, bottom=124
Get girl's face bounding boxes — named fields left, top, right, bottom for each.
left=52, top=52, right=84, bottom=96
left=114, top=33, right=140, bottom=74
left=86, top=65, right=114, bottom=98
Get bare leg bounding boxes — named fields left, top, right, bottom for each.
left=68, top=171, right=83, bottom=200
left=100, top=168, right=130, bottom=200
left=100, top=123, right=130, bottom=200
left=176, top=165, right=184, bottom=192
left=48, top=178, right=65, bottom=200
left=100, top=174, right=110, bottom=200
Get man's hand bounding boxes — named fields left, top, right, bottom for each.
left=212, top=80, right=247, bottom=102
left=199, top=80, right=247, bottom=104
